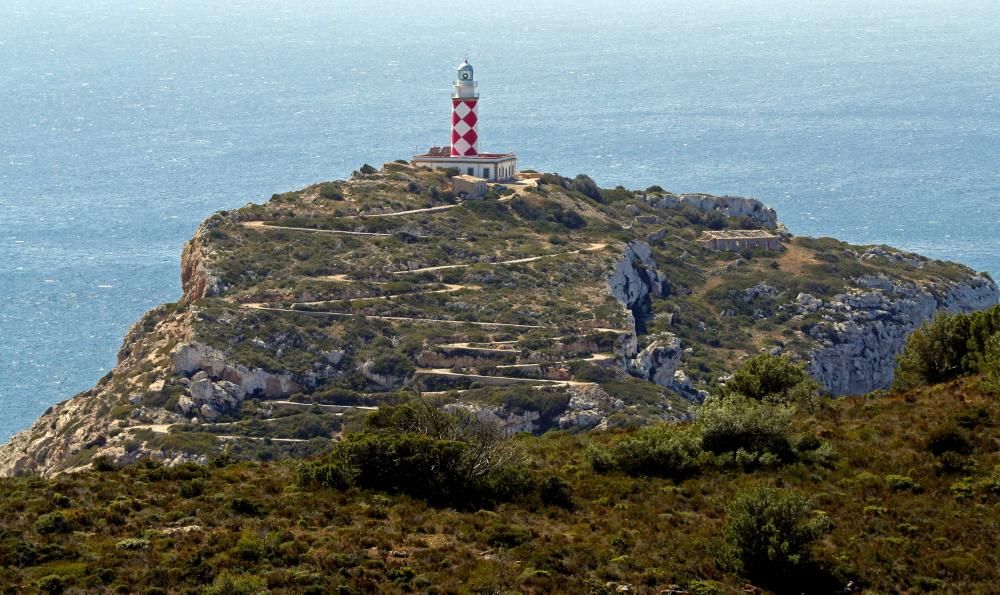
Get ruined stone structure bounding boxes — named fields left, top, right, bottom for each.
left=697, top=229, right=781, bottom=251
left=451, top=175, right=487, bottom=199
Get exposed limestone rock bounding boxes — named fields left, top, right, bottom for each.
left=557, top=384, right=624, bottom=430
left=444, top=403, right=543, bottom=435
left=170, top=342, right=299, bottom=397
left=629, top=333, right=683, bottom=387
left=359, top=361, right=408, bottom=391
left=180, top=229, right=224, bottom=303
left=734, top=282, right=780, bottom=303
left=796, top=273, right=999, bottom=395
left=608, top=240, right=668, bottom=317
left=639, top=192, right=778, bottom=228
left=607, top=242, right=704, bottom=400
left=179, top=379, right=246, bottom=420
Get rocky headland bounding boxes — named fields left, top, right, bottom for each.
left=1, top=164, right=995, bottom=476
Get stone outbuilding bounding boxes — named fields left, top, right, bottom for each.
left=697, top=229, right=782, bottom=251
left=451, top=175, right=488, bottom=199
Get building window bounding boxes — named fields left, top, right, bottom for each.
left=483, top=168, right=490, bottom=179
left=467, top=167, right=474, bottom=176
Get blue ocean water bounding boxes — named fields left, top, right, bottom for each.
left=1, top=0, right=998, bottom=440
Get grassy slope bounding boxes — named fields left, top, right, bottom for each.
left=1, top=378, right=997, bottom=594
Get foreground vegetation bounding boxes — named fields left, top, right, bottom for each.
left=2, top=345, right=999, bottom=593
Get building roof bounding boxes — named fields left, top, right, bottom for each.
left=453, top=175, right=487, bottom=183
left=698, top=229, right=779, bottom=240
left=412, top=148, right=516, bottom=161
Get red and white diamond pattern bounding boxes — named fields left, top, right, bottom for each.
left=451, top=99, right=479, bottom=156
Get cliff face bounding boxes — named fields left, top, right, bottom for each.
left=2, top=164, right=996, bottom=477
left=0, top=305, right=194, bottom=477
left=802, top=273, right=999, bottom=395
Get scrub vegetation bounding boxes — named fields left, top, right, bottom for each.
left=2, top=350, right=999, bottom=594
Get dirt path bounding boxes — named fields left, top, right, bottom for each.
left=241, top=284, right=479, bottom=310
left=129, top=423, right=174, bottom=434
left=392, top=243, right=608, bottom=275
left=343, top=203, right=459, bottom=218
left=242, top=306, right=555, bottom=329
left=241, top=221, right=393, bottom=237
left=215, top=435, right=314, bottom=443
left=415, top=368, right=596, bottom=388
left=269, top=401, right=379, bottom=411
left=493, top=352, right=614, bottom=370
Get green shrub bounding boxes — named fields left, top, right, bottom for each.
left=538, top=476, right=575, bottom=510
left=894, top=305, right=1000, bottom=390
left=298, top=459, right=353, bottom=490
left=610, top=425, right=702, bottom=478
left=486, top=524, right=533, bottom=549
left=303, top=404, right=523, bottom=507
left=569, top=174, right=601, bottom=201
left=722, top=486, right=831, bottom=580
left=927, top=424, right=974, bottom=456
left=699, top=397, right=794, bottom=463
left=585, top=445, right=616, bottom=473
left=230, top=497, right=264, bottom=517
left=981, top=334, right=1000, bottom=396
left=206, top=570, right=268, bottom=595
left=343, top=433, right=473, bottom=502
left=36, top=575, right=66, bottom=595
left=33, top=512, right=70, bottom=535
left=724, top=354, right=820, bottom=407
left=885, top=474, right=922, bottom=493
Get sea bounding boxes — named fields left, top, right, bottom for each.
left=1, top=0, right=998, bottom=441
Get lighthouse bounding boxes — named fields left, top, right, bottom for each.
left=451, top=60, right=479, bottom=156
left=412, top=60, right=517, bottom=183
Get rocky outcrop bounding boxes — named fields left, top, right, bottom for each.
left=444, top=403, right=543, bottom=435
left=626, top=333, right=708, bottom=403
left=557, top=384, right=624, bottom=430
left=170, top=342, right=300, bottom=397
left=628, top=333, right=683, bottom=387
left=180, top=228, right=223, bottom=303
left=179, top=376, right=247, bottom=421
left=638, top=192, right=778, bottom=228
left=794, top=273, right=999, bottom=395
left=608, top=240, right=668, bottom=335
left=360, top=361, right=408, bottom=391
left=607, top=242, right=706, bottom=400
left=608, top=241, right=668, bottom=311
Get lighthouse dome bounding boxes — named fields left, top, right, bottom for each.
left=457, top=60, right=474, bottom=81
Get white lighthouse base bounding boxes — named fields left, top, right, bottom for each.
left=412, top=147, right=517, bottom=182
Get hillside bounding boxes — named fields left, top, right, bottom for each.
left=0, top=161, right=996, bottom=476
left=0, top=372, right=997, bottom=593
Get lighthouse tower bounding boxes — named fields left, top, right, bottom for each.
left=451, top=60, right=479, bottom=156
left=412, top=59, right=517, bottom=184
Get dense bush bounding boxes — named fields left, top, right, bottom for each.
left=894, top=304, right=1000, bottom=390
left=723, top=354, right=820, bottom=408
left=299, top=404, right=524, bottom=506
left=569, top=174, right=602, bottom=201
left=722, top=487, right=831, bottom=582
left=604, top=425, right=702, bottom=478
left=590, top=393, right=810, bottom=476
left=343, top=433, right=472, bottom=501
left=33, top=512, right=70, bottom=535
left=699, top=397, right=795, bottom=464
left=509, top=197, right=587, bottom=230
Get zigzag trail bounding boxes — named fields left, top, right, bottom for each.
left=231, top=190, right=623, bottom=391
